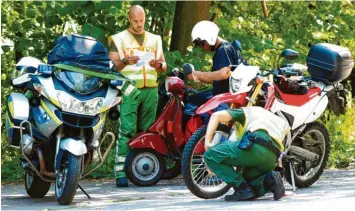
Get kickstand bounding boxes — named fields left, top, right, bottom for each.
left=78, top=184, right=91, bottom=199
left=289, top=161, right=296, bottom=191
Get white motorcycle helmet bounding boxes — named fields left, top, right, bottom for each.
left=191, top=21, right=220, bottom=47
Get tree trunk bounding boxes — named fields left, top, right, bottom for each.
left=15, top=1, right=25, bottom=62
left=170, top=1, right=211, bottom=54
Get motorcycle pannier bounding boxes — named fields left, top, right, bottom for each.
left=5, top=93, right=30, bottom=147
left=307, top=43, right=354, bottom=84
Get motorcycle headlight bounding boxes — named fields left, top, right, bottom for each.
left=229, top=78, right=242, bottom=93
left=57, top=91, right=104, bottom=116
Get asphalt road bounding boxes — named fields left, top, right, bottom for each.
left=1, top=169, right=355, bottom=211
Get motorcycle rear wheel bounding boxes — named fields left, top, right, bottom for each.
left=55, top=152, right=82, bottom=205
left=284, top=122, right=330, bottom=188
left=181, top=124, right=231, bottom=199
left=25, top=171, right=51, bottom=198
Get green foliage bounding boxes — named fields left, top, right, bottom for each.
left=86, top=119, right=118, bottom=179
left=214, top=1, right=355, bottom=69
left=322, top=102, right=355, bottom=168
left=1, top=48, right=21, bottom=181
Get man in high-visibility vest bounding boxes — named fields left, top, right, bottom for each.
left=108, top=5, right=167, bottom=187
left=204, top=106, right=290, bottom=201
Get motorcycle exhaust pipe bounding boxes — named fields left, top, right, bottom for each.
left=288, top=145, right=319, bottom=162
left=36, top=147, right=56, bottom=178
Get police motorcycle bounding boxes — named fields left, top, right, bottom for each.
left=181, top=43, right=353, bottom=199
left=5, top=34, right=139, bottom=205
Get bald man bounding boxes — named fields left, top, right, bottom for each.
left=108, top=5, right=167, bottom=187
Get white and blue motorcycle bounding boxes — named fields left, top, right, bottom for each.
left=5, top=52, right=138, bottom=205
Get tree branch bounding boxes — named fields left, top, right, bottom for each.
left=262, top=0, right=268, bottom=18
left=210, top=12, right=218, bottom=23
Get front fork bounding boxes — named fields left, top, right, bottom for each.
left=215, top=80, right=264, bottom=142
left=54, top=126, right=63, bottom=174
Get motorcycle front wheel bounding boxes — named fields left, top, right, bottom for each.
left=181, top=124, right=231, bottom=199
left=284, top=122, right=330, bottom=188
left=55, top=151, right=82, bottom=205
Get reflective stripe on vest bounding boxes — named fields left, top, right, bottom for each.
left=108, top=30, right=162, bottom=88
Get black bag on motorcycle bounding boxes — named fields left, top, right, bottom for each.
left=307, top=43, right=354, bottom=84
left=47, top=34, right=111, bottom=72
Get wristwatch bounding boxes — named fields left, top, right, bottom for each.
left=122, top=58, right=128, bottom=65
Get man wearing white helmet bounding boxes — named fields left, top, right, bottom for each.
left=190, top=21, right=241, bottom=95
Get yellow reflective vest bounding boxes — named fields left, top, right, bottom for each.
left=240, top=106, right=290, bottom=151
left=108, top=30, right=163, bottom=88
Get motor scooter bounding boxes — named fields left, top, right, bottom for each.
left=125, top=66, right=213, bottom=186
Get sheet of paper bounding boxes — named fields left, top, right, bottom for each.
left=133, top=50, right=155, bottom=67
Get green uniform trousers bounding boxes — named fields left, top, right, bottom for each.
left=204, top=140, right=277, bottom=197
left=114, top=87, right=158, bottom=179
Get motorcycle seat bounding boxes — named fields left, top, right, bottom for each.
left=274, top=85, right=322, bottom=107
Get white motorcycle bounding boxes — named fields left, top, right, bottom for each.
left=5, top=55, right=138, bottom=205
left=181, top=43, right=353, bottom=199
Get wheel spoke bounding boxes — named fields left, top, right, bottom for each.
left=186, top=127, right=232, bottom=195
left=194, top=168, right=207, bottom=183
left=197, top=170, right=210, bottom=186
left=191, top=162, right=205, bottom=175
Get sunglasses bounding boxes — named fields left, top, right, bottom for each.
left=193, top=38, right=204, bottom=47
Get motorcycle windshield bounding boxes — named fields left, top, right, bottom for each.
left=55, top=70, right=102, bottom=94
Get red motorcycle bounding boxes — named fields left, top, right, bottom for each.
left=124, top=67, right=212, bottom=186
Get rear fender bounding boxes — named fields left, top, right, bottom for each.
left=128, top=133, right=169, bottom=155
left=196, top=92, right=247, bottom=114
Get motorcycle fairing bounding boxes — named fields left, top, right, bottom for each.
left=184, top=116, right=204, bottom=142
left=148, top=96, right=178, bottom=137
left=52, top=76, right=109, bottom=101
left=128, top=133, right=169, bottom=155
left=270, top=92, right=328, bottom=130
left=32, top=76, right=60, bottom=107
left=32, top=98, right=63, bottom=138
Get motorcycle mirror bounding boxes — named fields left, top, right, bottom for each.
left=183, top=63, right=195, bottom=75
left=172, top=68, right=180, bottom=76
left=231, top=40, right=242, bottom=51
left=37, top=64, right=54, bottom=75
left=108, top=108, right=120, bottom=121
left=280, top=49, right=299, bottom=60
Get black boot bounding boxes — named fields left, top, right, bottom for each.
left=116, top=177, right=129, bottom=188
left=225, top=181, right=256, bottom=202
left=263, top=171, right=285, bottom=200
